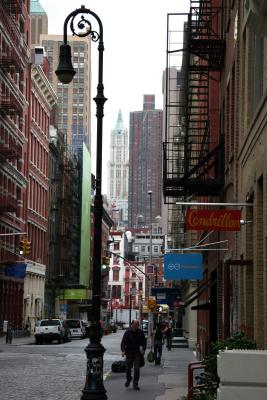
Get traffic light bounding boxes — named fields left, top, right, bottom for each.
left=24, top=240, right=31, bottom=256
left=19, top=239, right=31, bottom=257
left=102, top=256, right=110, bottom=267
left=19, top=239, right=26, bottom=255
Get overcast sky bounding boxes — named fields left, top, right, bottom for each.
left=40, top=0, right=189, bottom=193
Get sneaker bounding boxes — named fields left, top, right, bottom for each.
left=125, top=377, right=132, bottom=387
left=133, top=384, right=140, bottom=391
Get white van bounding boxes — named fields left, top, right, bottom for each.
left=65, top=319, right=86, bottom=339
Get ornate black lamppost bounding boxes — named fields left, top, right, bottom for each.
left=56, top=6, right=107, bottom=400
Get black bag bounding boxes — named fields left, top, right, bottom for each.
left=139, top=352, right=145, bottom=368
left=111, top=360, right=126, bottom=373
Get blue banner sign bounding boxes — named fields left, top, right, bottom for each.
left=164, top=253, right=203, bottom=280
left=5, top=263, right=27, bottom=278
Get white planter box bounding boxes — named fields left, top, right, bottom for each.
left=217, top=350, right=267, bottom=385
left=217, top=385, right=267, bottom=400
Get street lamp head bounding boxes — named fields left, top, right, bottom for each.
left=55, top=44, right=76, bottom=84
left=148, top=190, right=152, bottom=195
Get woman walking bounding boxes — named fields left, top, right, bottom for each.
left=152, top=323, right=163, bottom=365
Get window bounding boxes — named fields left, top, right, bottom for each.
left=113, top=268, right=119, bottom=281
left=154, top=246, right=159, bottom=253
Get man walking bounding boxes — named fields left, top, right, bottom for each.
left=121, top=319, right=146, bottom=391
left=6, top=323, right=13, bottom=344
left=152, top=323, right=164, bottom=365
left=164, top=323, right=173, bottom=351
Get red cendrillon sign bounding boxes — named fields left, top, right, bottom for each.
left=186, top=209, right=241, bottom=231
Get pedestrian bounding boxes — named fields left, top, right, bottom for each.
left=152, top=323, right=163, bottom=365
left=121, top=319, right=146, bottom=391
left=164, top=324, right=172, bottom=351
left=6, top=323, right=13, bottom=344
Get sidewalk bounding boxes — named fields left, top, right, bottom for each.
left=0, top=333, right=33, bottom=345
left=105, top=344, right=196, bottom=400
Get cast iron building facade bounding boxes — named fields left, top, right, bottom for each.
left=128, top=95, right=163, bottom=228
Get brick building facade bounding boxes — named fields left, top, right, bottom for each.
left=0, top=0, right=31, bottom=329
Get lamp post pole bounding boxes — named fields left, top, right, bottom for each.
left=56, top=6, right=107, bottom=400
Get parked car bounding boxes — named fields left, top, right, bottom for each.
left=122, top=322, right=129, bottom=330
left=34, top=319, right=71, bottom=344
left=65, top=319, right=86, bottom=339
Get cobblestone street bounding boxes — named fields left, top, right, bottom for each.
left=0, top=332, right=123, bottom=400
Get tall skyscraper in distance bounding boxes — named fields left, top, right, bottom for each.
left=30, top=0, right=48, bottom=47
left=40, top=34, right=92, bottom=154
left=107, top=110, right=129, bottom=227
left=128, top=95, right=163, bottom=227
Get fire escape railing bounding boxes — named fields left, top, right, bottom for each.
left=163, top=0, right=225, bottom=248
left=163, top=0, right=225, bottom=203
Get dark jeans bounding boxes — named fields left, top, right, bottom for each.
left=125, top=352, right=141, bottom=385
left=153, top=340, right=162, bottom=364
left=166, top=336, right=172, bottom=350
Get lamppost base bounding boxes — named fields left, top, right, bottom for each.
left=81, top=322, right=107, bottom=400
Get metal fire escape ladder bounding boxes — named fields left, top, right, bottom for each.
left=163, top=1, right=225, bottom=248
left=184, top=0, right=225, bottom=196
left=163, top=0, right=225, bottom=203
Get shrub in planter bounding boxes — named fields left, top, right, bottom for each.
left=194, top=332, right=257, bottom=398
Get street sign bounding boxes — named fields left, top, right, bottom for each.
left=186, top=209, right=241, bottom=231
left=157, top=293, right=166, bottom=300
left=164, top=253, right=203, bottom=280
left=146, top=264, right=154, bottom=274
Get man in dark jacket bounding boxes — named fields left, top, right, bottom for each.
left=121, top=319, right=146, bottom=390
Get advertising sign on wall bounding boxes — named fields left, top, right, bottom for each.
left=186, top=209, right=241, bottom=231
left=164, top=253, right=203, bottom=280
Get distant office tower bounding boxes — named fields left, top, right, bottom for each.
left=30, top=0, right=48, bottom=47
left=128, top=95, right=163, bottom=227
left=40, top=34, right=92, bottom=153
left=107, top=110, right=129, bottom=226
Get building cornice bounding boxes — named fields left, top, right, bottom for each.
left=31, top=65, right=57, bottom=109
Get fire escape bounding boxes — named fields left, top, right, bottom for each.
left=0, top=0, right=27, bottom=215
left=163, top=0, right=225, bottom=247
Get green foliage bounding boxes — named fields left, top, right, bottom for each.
left=204, top=331, right=256, bottom=378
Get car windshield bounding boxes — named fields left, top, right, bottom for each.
left=66, top=320, right=81, bottom=328
left=40, top=320, right=60, bottom=326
